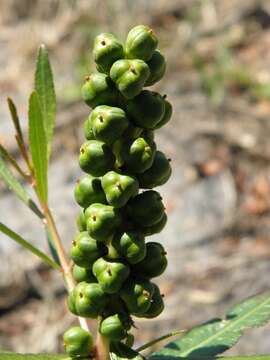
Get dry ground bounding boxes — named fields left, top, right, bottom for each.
left=1, top=0, right=270, bottom=355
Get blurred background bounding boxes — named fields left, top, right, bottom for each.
left=1, top=0, right=270, bottom=355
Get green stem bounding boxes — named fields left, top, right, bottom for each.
left=43, top=206, right=75, bottom=290
left=95, top=331, right=110, bottom=360
left=42, top=205, right=90, bottom=332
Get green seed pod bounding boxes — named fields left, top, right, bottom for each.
left=93, top=258, right=130, bottom=294
left=81, top=73, right=118, bottom=108
left=133, top=242, right=167, bottom=278
left=85, top=203, right=121, bottom=242
left=125, top=25, right=158, bottom=61
left=79, top=140, right=115, bottom=177
left=120, top=278, right=154, bottom=315
left=145, top=50, right=166, bottom=86
left=63, top=326, right=93, bottom=357
left=126, top=90, right=165, bottom=129
left=143, top=283, right=164, bottom=318
left=73, top=265, right=96, bottom=283
left=154, top=98, right=172, bottom=129
left=101, top=171, right=139, bottom=208
left=76, top=210, right=87, bottom=231
left=74, top=281, right=108, bottom=318
left=83, top=115, right=95, bottom=140
left=93, top=33, right=124, bottom=74
left=91, top=105, right=129, bottom=145
left=137, top=151, right=172, bottom=188
left=127, top=190, right=165, bottom=226
left=100, top=314, right=127, bottom=341
left=70, top=231, right=107, bottom=268
left=112, top=231, right=146, bottom=264
left=110, top=59, right=150, bottom=99
left=67, top=288, right=78, bottom=315
left=120, top=135, right=156, bottom=174
left=74, top=175, right=107, bottom=208
left=141, top=212, right=167, bottom=236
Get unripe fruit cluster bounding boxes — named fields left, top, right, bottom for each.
left=64, top=25, right=172, bottom=358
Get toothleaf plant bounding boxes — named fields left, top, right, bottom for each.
left=0, top=25, right=270, bottom=360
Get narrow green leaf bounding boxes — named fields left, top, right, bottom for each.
left=7, top=97, right=24, bottom=143
left=0, top=222, right=60, bottom=270
left=136, top=330, right=185, bottom=352
left=7, top=97, right=33, bottom=170
left=149, top=293, right=270, bottom=359
left=0, top=155, right=43, bottom=218
left=35, top=44, right=56, bottom=159
left=46, top=227, right=61, bottom=266
left=0, top=143, right=29, bottom=179
left=28, top=91, right=48, bottom=203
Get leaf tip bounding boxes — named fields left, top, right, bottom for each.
left=39, top=43, right=47, bottom=53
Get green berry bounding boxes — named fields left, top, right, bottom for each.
left=141, top=212, right=167, bottom=236
left=70, top=231, right=107, bottom=268
left=120, top=135, right=156, bottom=173
left=133, top=242, right=167, bottom=278
left=127, top=190, right=165, bottom=226
left=81, top=73, right=118, bottom=108
left=143, top=283, right=164, bottom=318
left=154, top=98, right=172, bottom=129
left=67, top=288, right=77, bottom=315
left=120, top=278, right=154, bottom=315
left=79, top=140, right=115, bottom=177
left=73, top=281, right=108, bottom=318
left=110, top=59, right=150, bottom=99
left=83, top=115, right=95, bottom=140
left=76, top=210, right=87, bottom=231
left=93, top=33, right=124, bottom=74
left=145, top=50, right=166, bottom=86
left=112, top=231, right=146, bottom=264
left=73, top=265, right=96, bottom=283
left=137, top=151, right=172, bottom=188
left=63, top=326, right=93, bottom=357
left=125, top=25, right=158, bottom=61
left=74, top=175, right=107, bottom=208
left=85, top=203, right=121, bottom=242
left=101, top=171, right=139, bottom=208
left=91, top=105, right=129, bottom=145
left=100, top=314, right=127, bottom=341
left=93, top=257, right=130, bottom=294
left=126, top=90, right=165, bottom=129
